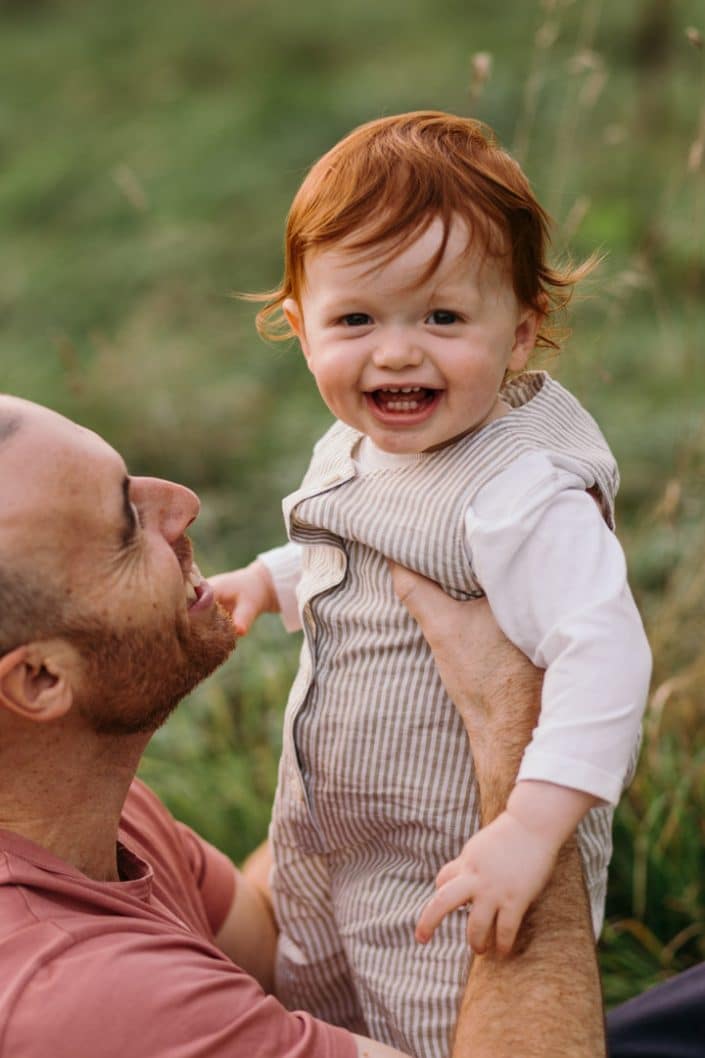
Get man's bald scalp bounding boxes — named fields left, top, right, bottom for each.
left=0, top=402, right=72, bottom=654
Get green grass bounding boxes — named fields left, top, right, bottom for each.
left=2, top=0, right=705, bottom=1009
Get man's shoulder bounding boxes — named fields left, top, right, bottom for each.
left=0, top=921, right=244, bottom=1058
left=0, top=788, right=356, bottom=1058
left=1, top=914, right=356, bottom=1058
left=0, top=865, right=208, bottom=1053
left=0, top=829, right=249, bottom=1058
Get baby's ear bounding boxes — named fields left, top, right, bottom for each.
left=282, top=299, right=308, bottom=355
left=508, top=305, right=543, bottom=372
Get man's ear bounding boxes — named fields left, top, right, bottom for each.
left=282, top=298, right=310, bottom=361
left=507, top=304, right=543, bottom=373
left=0, top=642, right=76, bottom=723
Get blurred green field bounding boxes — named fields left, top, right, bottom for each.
left=2, top=0, right=705, bottom=1009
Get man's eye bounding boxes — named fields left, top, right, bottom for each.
left=427, top=309, right=459, bottom=325
left=339, top=313, right=372, bottom=327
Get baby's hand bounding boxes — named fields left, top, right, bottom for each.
left=209, top=560, right=279, bottom=636
left=415, top=810, right=558, bottom=956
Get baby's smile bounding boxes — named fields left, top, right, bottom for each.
left=366, top=386, right=440, bottom=416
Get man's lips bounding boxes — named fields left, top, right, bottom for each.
left=185, top=563, right=214, bottom=612
left=189, top=579, right=215, bottom=613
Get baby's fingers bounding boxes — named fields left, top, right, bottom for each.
left=494, top=901, right=524, bottom=956
left=466, top=900, right=497, bottom=955
left=435, top=857, right=462, bottom=888
left=415, top=875, right=473, bottom=944
left=231, top=596, right=259, bottom=636
left=209, top=576, right=241, bottom=619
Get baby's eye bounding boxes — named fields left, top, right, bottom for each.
left=339, top=313, right=373, bottom=327
left=427, top=309, right=459, bottom=325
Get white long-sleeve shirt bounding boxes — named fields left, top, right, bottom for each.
left=260, top=440, right=651, bottom=806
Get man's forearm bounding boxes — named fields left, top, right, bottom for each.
left=452, top=662, right=606, bottom=1058
left=390, top=569, right=606, bottom=1058
left=454, top=842, right=604, bottom=1058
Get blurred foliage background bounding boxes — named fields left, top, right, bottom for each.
left=2, top=0, right=704, bottom=1009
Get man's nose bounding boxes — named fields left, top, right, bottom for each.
left=372, top=329, right=424, bottom=371
left=131, top=477, right=201, bottom=542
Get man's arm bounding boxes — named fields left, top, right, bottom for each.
left=392, top=566, right=606, bottom=1058
left=214, top=845, right=277, bottom=993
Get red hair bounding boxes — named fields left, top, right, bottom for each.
left=255, top=111, right=594, bottom=349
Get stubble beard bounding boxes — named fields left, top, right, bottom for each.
left=71, top=601, right=237, bottom=736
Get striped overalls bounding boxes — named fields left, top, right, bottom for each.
left=270, top=373, right=621, bottom=1058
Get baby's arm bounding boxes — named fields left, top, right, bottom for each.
left=417, top=451, right=651, bottom=954
left=211, top=542, right=303, bottom=635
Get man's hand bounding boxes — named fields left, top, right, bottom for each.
left=416, top=810, right=558, bottom=956
left=389, top=562, right=541, bottom=787
left=389, top=562, right=509, bottom=717
left=210, top=560, right=279, bottom=636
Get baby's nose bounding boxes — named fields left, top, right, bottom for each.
left=372, top=332, right=424, bottom=370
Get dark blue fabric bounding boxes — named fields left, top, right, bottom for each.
left=608, top=962, right=705, bottom=1057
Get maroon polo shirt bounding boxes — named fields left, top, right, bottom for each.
left=0, top=779, right=356, bottom=1058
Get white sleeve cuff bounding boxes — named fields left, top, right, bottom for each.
left=257, top=543, right=303, bottom=632
left=517, top=749, right=627, bottom=805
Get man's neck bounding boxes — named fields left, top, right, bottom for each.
left=0, top=724, right=148, bottom=881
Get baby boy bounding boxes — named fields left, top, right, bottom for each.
left=212, top=111, right=651, bottom=1058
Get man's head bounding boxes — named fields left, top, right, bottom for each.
left=0, top=397, right=236, bottom=737
left=256, top=110, right=590, bottom=350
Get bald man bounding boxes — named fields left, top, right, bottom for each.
left=0, top=396, right=605, bottom=1057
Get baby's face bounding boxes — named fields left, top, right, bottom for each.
left=284, top=217, right=539, bottom=454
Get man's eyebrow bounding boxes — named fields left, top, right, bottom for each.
left=120, top=475, right=138, bottom=547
